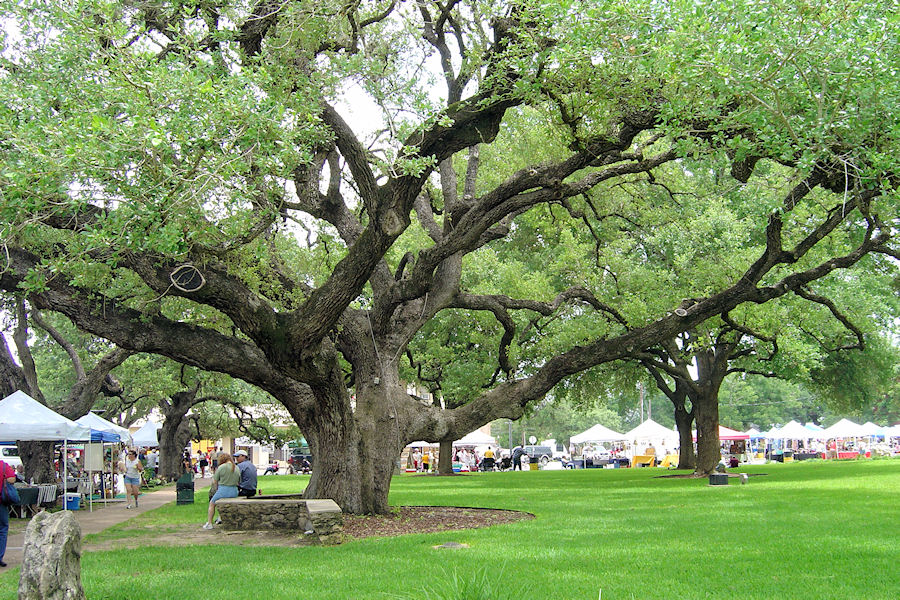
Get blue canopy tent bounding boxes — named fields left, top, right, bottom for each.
left=76, top=412, right=132, bottom=445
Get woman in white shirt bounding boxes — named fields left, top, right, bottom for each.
left=118, top=450, right=143, bottom=509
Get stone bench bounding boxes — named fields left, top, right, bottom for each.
left=215, top=494, right=343, bottom=545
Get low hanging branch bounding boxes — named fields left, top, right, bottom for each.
left=792, top=286, right=866, bottom=352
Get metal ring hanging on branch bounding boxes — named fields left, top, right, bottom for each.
left=170, top=263, right=206, bottom=292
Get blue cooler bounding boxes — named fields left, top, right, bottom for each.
left=64, top=493, right=81, bottom=510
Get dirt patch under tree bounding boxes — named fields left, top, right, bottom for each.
left=83, top=506, right=533, bottom=552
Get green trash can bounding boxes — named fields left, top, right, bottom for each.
left=175, top=472, right=194, bottom=505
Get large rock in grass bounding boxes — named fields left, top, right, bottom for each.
left=18, top=510, right=85, bottom=600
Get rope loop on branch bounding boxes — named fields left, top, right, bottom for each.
left=170, top=263, right=206, bottom=292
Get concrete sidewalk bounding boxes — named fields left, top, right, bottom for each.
left=2, top=476, right=213, bottom=570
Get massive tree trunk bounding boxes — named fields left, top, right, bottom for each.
left=157, top=418, right=193, bottom=481
left=437, top=440, right=453, bottom=474
left=692, top=348, right=729, bottom=475
left=674, top=400, right=696, bottom=471
left=693, top=388, right=721, bottom=475
left=299, top=361, right=403, bottom=515
left=157, top=384, right=204, bottom=481
left=17, top=441, right=56, bottom=484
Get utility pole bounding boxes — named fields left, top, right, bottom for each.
left=638, top=381, right=645, bottom=422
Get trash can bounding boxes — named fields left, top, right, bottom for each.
left=175, top=472, right=195, bottom=505
left=64, top=492, right=81, bottom=510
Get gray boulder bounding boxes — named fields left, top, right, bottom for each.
left=18, top=510, right=85, bottom=600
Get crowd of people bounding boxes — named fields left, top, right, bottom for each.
left=410, top=446, right=518, bottom=472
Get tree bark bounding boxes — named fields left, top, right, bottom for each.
left=692, top=348, right=730, bottom=475
left=17, top=441, right=57, bottom=484
left=157, top=417, right=193, bottom=481
left=674, top=399, right=696, bottom=471
left=437, top=440, right=453, bottom=474
left=693, top=388, right=721, bottom=475
left=156, top=384, right=203, bottom=481
left=299, top=360, right=400, bottom=514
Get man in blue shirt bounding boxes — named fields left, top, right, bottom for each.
left=234, top=450, right=258, bottom=497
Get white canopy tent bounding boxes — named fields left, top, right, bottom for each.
left=453, top=429, right=497, bottom=447
left=570, top=424, right=627, bottom=444
left=131, top=421, right=161, bottom=447
left=763, top=426, right=781, bottom=438
left=0, top=391, right=92, bottom=441
left=773, top=420, right=816, bottom=440
left=407, top=441, right=437, bottom=448
left=823, top=418, right=868, bottom=439
left=0, top=391, right=92, bottom=511
left=745, top=428, right=764, bottom=439
left=860, top=422, right=886, bottom=437
left=76, top=412, right=132, bottom=445
left=624, top=419, right=679, bottom=456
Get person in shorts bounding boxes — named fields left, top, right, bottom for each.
left=203, top=452, right=239, bottom=530
left=118, top=450, right=143, bottom=509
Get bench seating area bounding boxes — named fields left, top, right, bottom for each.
left=215, top=494, right=343, bottom=545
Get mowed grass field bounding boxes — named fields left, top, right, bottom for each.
left=1, top=459, right=897, bottom=599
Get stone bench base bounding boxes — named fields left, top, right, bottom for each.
left=215, top=495, right=343, bottom=545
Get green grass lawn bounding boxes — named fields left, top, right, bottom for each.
left=2, top=459, right=898, bottom=599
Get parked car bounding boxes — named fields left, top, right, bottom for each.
left=522, top=445, right=554, bottom=465
left=0, top=445, right=22, bottom=469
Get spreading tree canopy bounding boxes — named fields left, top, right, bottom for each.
left=1, top=0, right=898, bottom=511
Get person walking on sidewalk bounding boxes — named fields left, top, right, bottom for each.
left=118, top=450, right=144, bottom=509
left=203, top=452, right=239, bottom=530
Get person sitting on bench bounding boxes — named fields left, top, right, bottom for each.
left=234, top=450, right=258, bottom=497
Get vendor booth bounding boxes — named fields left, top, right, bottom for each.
left=0, top=391, right=92, bottom=512
left=822, top=419, right=868, bottom=459
left=75, top=412, right=133, bottom=509
left=625, top=419, right=678, bottom=467
left=569, top=424, right=626, bottom=468
left=453, top=430, right=498, bottom=471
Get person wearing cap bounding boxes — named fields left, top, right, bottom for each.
left=234, top=450, right=258, bottom=498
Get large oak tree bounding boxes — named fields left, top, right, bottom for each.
left=1, top=1, right=897, bottom=512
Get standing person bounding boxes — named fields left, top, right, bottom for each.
left=512, top=445, right=525, bottom=471
left=146, top=448, right=158, bottom=479
left=411, top=449, right=421, bottom=472
left=234, top=450, right=258, bottom=498
left=199, top=452, right=209, bottom=478
left=211, top=447, right=221, bottom=471
left=203, top=452, right=239, bottom=530
left=0, top=459, right=15, bottom=567
left=422, top=451, right=430, bottom=473
left=118, top=450, right=143, bottom=509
